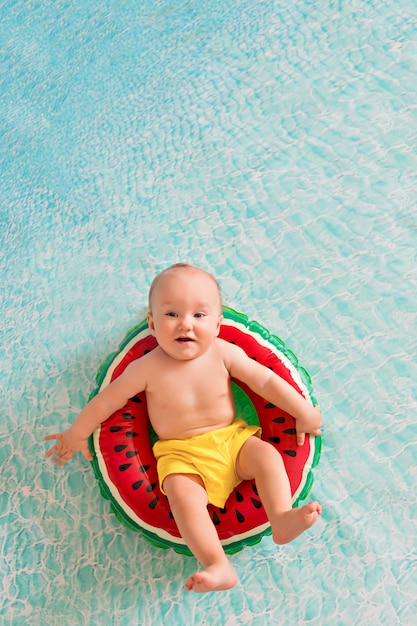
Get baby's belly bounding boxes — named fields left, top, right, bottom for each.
left=149, top=406, right=236, bottom=441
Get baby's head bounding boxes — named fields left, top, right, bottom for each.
left=148, top=263, right=222, bottom=314
left=147, top=264, right=223, bottom=359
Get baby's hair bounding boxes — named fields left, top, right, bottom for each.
left=148, top=263, right=222, bottom=311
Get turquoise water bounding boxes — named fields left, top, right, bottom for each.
left=1, top=0, right=416, bottom=624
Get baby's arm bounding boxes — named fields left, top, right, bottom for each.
left=45, top=359, right=148, bottom=466
left=223, top=340, right=322, bottom=445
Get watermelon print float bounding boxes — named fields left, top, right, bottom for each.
left=88, top=307, right=321, bottom=555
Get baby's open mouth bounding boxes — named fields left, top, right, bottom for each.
left=177, top=337, right=194, bottom=342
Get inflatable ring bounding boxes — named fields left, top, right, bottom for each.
left=88, top=307, right=321, bottom=555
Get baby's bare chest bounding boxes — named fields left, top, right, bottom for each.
left=147, top=356, right=231, bottom=411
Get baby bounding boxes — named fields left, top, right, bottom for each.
left=45, top=263, right=322, bottom=593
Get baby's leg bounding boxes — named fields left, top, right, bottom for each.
left=163, top=473, right=238, bottom=592
left=237, top=437, right=321, bottom=544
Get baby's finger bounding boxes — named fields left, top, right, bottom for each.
left=296, top=432, right=306, bottom=446
left=53, top=450, right=72, bottom=467
left=82, top=449, right=94, bottom=462
left=57, top=454, right=71, bottom=467
left=45, top=443, right=62, bottom=458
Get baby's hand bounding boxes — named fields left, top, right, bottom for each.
left=295, top=405, right=323, bottom=446
left=44, top=429, right=93, bottom=467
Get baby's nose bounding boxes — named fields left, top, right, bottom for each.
left=179, top=315, right=193, bottom=330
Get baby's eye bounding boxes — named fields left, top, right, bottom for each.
left=194, top=312, right=206, bottom=318
left=166, top=312, right=178, bottom=317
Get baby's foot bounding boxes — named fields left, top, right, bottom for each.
left=185, top=562, right=238, bottom=593
left=271, top=501, right=322, bottom=545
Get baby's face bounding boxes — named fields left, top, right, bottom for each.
left=147, top=269, right=222, bottom=361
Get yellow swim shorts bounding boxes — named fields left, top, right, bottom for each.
left=152, top=419, right=261, bottom=509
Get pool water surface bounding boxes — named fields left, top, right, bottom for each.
left=1, top=0, right=417, bottom=624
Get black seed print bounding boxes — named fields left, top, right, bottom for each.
left=139, top=465, right=151, bottom=473
left=284, top=450, right=297, bottom=458
left=149, top=497, right=158, bottom=509
left=130, top=396, right=143, bottom=403
left=119, top=463, right=132, bottom=472
left=212, top=511, right=220, bottom=526
left=272, top=417, right=285, bottom=423
left=252, top=484, right=259, bottom=496
left=251, top=356, right=257, bottom=361
left=250, top=498, right=262, bottom=509
left=264, top=403, right=276, bottom=409
left=146, top=482, right=158, bottom=492
left=110, top=426, right=123, bottom=433
left=125, top=431, right=138, bottom=438
left=114, top=445, right=127, bottom=452
left=236, top=490, right=244, bottom=503
left=132, top=480, right=143, bottom=490
left=126, top=450, right=139, bottom=458
left=219, top=507, right=227, bottom=515
left=122, top=412, right=135, bottom=420
left=269, top=437, right=281, bottom=444
left=283, top=428, right=297, bottom=435
left=144, top=349, right=151, bottom=355
left=169, top=511, right=174, bottom=519
left=235, top=509, right=245, bottom=523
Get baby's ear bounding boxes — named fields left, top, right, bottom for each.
left=216, top=314, right=223, bottom=336
left=147, top=312, right=156, bottom=335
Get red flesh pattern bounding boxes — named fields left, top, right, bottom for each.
left=97, top=325, right=311, bottom=540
